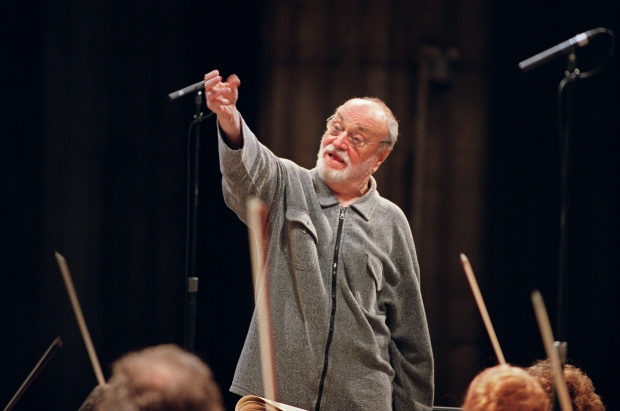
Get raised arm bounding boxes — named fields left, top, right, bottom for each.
left=206, top=69, right=284, bottom=224
left=204, top=69, right=242, bottom=147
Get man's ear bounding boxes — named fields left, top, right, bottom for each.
left=371, top=149, right=392, bottom=174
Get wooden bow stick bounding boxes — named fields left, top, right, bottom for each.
left=55, top=252, right=106, bottom=386
left=460, top=253, right=506, bottom=365
left=531, top=290, right=573, bottom=411
left=246, top=197, right=278, bottom=402
left=3, top=336, right=62, bottom=411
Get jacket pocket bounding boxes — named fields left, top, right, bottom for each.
left=344, top=251, right=384, bottom=313
left=284, top=208, right=318, bottom=270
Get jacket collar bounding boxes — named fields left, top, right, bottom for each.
left=311, top=169, right=377, bottom=221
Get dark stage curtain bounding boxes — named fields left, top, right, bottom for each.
left=1, top=2, right=262, bottom=410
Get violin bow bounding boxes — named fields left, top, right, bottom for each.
left=531, top=290, right=573, bottom=411
left=55, top=252, right=106, bottom=386
left=460, top=253, right=506, bottom=365
left=3, top=336, right=62, bottom=411
left=246, top=197, right=278, bottom=402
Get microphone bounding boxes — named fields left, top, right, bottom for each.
left=168, top=80, right=205, bottom=101
left=518, top=30, right=595, bottom=72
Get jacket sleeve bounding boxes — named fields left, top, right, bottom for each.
left=218, top=115, right=283, bottom=225
left=385, top=209, right=435, bottom=411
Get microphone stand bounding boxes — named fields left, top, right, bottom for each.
left=556, top=53, right=578, bottom=348
left=552, top=51, right=585, bottom=411
left=169, top=78, right=215, bottom=353
left=185, top=91, right=204, bottom=353
left=520, top=27, right=614, bottom=347
left=520, top=28, right=614, bottom=411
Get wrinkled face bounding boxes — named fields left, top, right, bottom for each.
left=316, top=99, right=390, bottom=185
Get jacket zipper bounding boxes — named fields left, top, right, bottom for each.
left=314, top=206, right=346, bottom=411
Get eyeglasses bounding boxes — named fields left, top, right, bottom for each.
left=326, top=121, right=389, bottom=149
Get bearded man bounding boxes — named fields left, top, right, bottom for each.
left=204, top=69, right=434, bottom=411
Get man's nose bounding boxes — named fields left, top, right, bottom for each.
left=332, top=130, right=349, bottom=149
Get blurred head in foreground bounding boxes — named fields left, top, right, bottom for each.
left=526, top=359, right=605, bottom=411
left=462, top=364, right=549, bottom=411
left=79, top=344, right=224, bottom=411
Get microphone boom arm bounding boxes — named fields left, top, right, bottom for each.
left=519, top=32, right=589, bottom=72
left=168, top=80, right=205, bottom=101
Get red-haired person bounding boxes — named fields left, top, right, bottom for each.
left=526, top=359, right=605, bottom=411
left=462, top=364, right=549, bottom=411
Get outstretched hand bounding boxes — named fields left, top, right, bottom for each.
left=204, top=69, right=242, bottom=144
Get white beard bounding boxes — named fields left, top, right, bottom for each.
left=316, top=142, right=377, bottom=185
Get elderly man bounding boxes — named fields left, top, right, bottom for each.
left=205, top=69, right=434, bottom=411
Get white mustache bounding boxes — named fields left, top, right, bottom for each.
left=323, top=144, right=350, bottom=165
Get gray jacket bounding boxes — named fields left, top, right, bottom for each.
left=220, top=117, right=434, bottom=411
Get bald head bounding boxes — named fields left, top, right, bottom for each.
left=334, top=97, right=398, bottom=150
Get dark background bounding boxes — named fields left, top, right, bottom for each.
left=1, top=1, right=618, bottom=410
left=484, top=3, right=619, bottom=411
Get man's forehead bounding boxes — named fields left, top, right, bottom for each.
left=338, top=99, right=385, bottom=118
left=341, top=98, right=377, bottom=111
left=334, top=100, right=388, bottom=134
